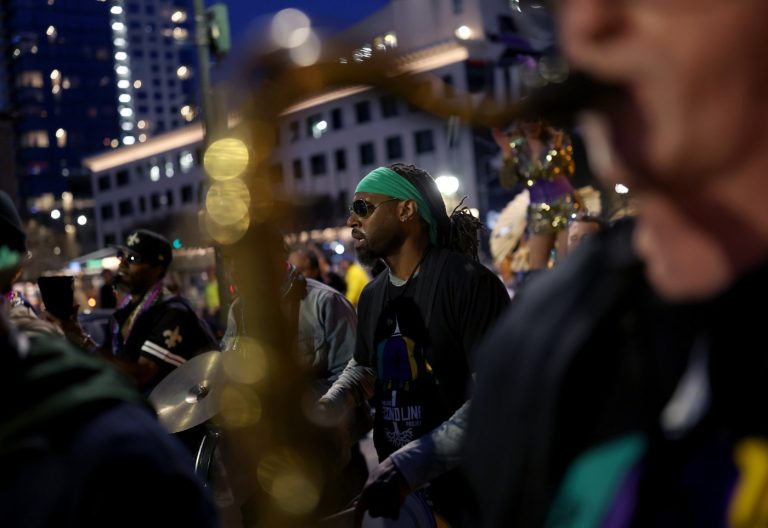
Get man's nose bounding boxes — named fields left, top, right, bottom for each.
left=346, top=213, right=359, bottom=228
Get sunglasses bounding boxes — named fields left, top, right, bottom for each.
left=116, top=250, right=142, bottom=264
left=348, top=198, right=400, bottom=219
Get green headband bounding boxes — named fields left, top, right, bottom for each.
left=355, top=167, right=437, bottom=244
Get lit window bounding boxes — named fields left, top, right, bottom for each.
left=116, top=65, right=129, bottom=75
left=137, top=120, right=147, bottom=129
left=50, top=69, right=60, bottom=80
left=117, top=80, right=130, bottom=89
left=179, top=151, right=194, bottom=172
left=139, top=134, right=147, bottom=142
left=46, top=25, right=57, bottom=40
left=165, top=161, right=174, bottom=178
left=134, top=80, right=142, bottom=89
left=16, top=71, right=43, bottom=88
left=171, top=10, right=187, bottom=22
left=21, top=130, right=49, bottom=148
left=114, top=51, right=128, bottom=61
left=111, top=22, right=125, bottom=31
left=123, top=136, right=136, bottom=145
left=119, top=94, right=132, bottom=103
left=110, top=5, right=123, bottom=14
left=55, top=128, right=67, bottom=148
left=150, top=166, right=160, bottom=181
left=119, top=108, right=133, bottom=117
left=176, top=65, right=191, bottom=79
left=172, top=27, right=188, bottom=40
left=121, top=122, right=134, bottom=131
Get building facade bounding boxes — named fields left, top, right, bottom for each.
left=85, top=0, right=546, bottom=249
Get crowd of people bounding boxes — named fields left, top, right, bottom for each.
left=4, top=0, right=768, bottom=525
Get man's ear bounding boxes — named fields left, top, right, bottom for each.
left=400, top=200, right=419, bottom=222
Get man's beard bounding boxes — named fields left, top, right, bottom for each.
left=355, top=246, right=381, bottom=268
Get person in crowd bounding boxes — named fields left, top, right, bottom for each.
left=98, top=229, right=218, bottom=394
left=319, top=163, right=509, bottom=524
left=492, top=120, right=577, bottom=269
left=290, top=245, right=348, bottom=295
left=224, top=227, right=359, bottom=394
left=566, top=212, right=604, bottom=253
left=465, top=1, right=768, bottom=526
left=0, top=196, right=220, bottom=528
left=338, top=256, right=369, bottom=307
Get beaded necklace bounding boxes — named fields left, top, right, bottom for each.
left=112, top=281, right=165, bottom=353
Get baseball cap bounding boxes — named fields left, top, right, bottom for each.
left=114, top=229, right=173, bottom=267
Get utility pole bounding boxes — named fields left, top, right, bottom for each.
left=192, top=0, right=230, bottom=329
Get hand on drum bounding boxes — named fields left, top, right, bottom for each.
left=353, top=457, right=411, bottom=527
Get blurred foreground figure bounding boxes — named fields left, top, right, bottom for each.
left=320, top=164, right=509, bottom=524
left=0, top=207, right=219, bottom=528
left=466, top=1, right=768, bottom=527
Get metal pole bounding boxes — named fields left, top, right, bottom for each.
left=193, top=0, right=230, bottom=331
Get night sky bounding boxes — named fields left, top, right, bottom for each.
left=219, top=0, right=389, bottom=47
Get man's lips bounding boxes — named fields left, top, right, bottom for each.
left=351, top=229, right=366, bottom=248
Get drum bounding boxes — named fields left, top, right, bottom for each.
left=194, top=427, right=221, bottom=485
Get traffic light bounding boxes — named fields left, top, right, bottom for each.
left=206, top=3, right=231, bottom=58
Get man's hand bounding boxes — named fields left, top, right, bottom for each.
left=353, top=457, right=411, bottom=527
left=44, top=305, right=97, bottom=351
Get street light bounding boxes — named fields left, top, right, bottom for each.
left=50, top=209, right=61, bottom=220
left=435, top=175, right=460, bottom=196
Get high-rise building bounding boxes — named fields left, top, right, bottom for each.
left=0, top=0, right=120, bottom=200
left=108, top=0, right=198, bottom=143
left=0, top=0, right=199, bottom=256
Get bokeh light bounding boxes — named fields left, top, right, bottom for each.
left=257, top=448, right=320, bottom=516
left=222, top=336, right=269, bottom=384
left=203, top=137, right=250, bottom=181
left=203, top=210, right=250, bottom=245
left=289, top=31, right=321, bottom=67
left=218, top=385, right=262, bottom=428
left=270, top=9, right=311, bottom=49
left=205, top=179, right=250, bottom=226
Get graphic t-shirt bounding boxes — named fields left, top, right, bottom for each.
left=373, top=289, right=444, bottom=459
left=354, top=248, right=511, bottom=461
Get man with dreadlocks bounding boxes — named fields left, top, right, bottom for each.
left=318, top=163, right=509, bottom=524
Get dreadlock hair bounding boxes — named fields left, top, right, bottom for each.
left=388, top=163, right=484, bottom=262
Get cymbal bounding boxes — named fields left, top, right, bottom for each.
left=149, top=350, right=222, bottom=433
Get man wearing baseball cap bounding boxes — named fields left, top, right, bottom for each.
left=104, top=229, right=218, bottom=394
